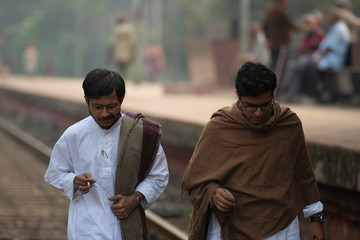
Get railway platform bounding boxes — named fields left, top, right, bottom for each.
left=0, top=74, right=359, bottom=153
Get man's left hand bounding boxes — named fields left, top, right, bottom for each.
left=108, top=194, right=138, bottom=219
left=309, top=222, right=326, bottom=240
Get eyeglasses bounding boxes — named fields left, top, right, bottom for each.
left=91, top=104, right=120, bottom=113
left=240, top=98, right=274, bottom=113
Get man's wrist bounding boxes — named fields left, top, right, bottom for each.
left=309, top=212, right=325, bottom=224
left=134, top=192, right=143, bottom=205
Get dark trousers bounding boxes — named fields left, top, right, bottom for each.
left=270, top=47, right=280, bottom=72
left=271, top=45, right=288, bottom=96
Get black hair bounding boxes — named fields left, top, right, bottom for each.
left=82, top=68, right=125, bottom=102
left=235, top=62, right=277, bottom=97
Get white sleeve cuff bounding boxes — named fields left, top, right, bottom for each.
left=303, top=201, right=324, bottom=219
left=62, top=173, right=79, bottom=201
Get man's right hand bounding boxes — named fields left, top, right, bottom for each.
left=212, top=187, right=236, bottom=212
left=73, top=173, right=96, bottom=194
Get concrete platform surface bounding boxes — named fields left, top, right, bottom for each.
left=0, top=75, right=359, bottom=153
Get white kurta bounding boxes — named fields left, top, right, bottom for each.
left=207, top=201, right=324, bottom=240
left=44, top=114, right=169, bottom=240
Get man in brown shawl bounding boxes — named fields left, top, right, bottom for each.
left=181, top=62, right=325, bottom=240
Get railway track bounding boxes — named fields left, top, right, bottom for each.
left=0, top=116, right=188, bottom=240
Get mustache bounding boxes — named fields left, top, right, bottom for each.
left=98, top=115, right=114, bottom=121
left=88, top=110, right=114, bottom=121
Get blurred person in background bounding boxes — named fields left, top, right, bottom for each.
left=233, top=22, right=270, bottom=74
left=246, top=22, right=270, bottom=66
left=144, top=41, right=167, bottom=82
left=107, top=16, right=137, bottom=79
left=334, top=0, right=360, bottom=65
left=42, top=51, right=55, bottom=77
left=311, top=8, right=351, bottom=101
left=182, top=62, right=325, bottom=240
left=0, top=53, right=13, bottom=76
left=44, top=68, right=169, bottom=239
left=0, top=36, right=10, bottom=76
left=312, top=10, right=325, bottom=30
left=0, top=36, right=4, bottom=75
left=296, top=13, right=325, bottom=56
left=281, top=13, right=325, bottom=102
left=22, top=43, right=40, bottom=76
left=282, top=8, right=350, bottom=103
left=0, top=37, right=13, bottom=76
left=264, top=0, right=302, bottom=84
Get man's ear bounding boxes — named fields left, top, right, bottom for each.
left=119, top=96, right=124, bottom=105
left=235, top=90, right=240, bottom=99
left=84, top=96, right=89, bottom=105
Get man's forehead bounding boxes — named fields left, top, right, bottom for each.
left=244, top=98, right=272, bottom=105
left=88, top=93, right=119, bottom=104
left=242, top=91, right=273, bottom=104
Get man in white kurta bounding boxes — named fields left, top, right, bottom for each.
left=44, top=68, right=169, bottom=239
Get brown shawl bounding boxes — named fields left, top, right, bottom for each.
left=181, top=101, right=320, bottom=240
left=115, top=112, right=161, bottom=240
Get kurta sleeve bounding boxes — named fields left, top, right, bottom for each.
left=303, top=201, right=323, bottom=218
left=44, top=135, right=81, bottom=201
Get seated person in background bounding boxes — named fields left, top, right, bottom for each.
left=312, top=10, right=325, bottom=31
left=334, top=0, right=360, bottom=65
left=280, top=12, right=325, bottom=102
left=283, top=8, right=350, bottom=103
left=297, top=14, right=325, bottom=56
left=335, top=0, right=360, bottom=43
left=312, top=9, right=350, bottom=71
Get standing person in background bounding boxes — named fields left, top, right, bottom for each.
left=182, top=62, right=326, bottom=240
left=44, top=68, right=169, bottom=239
left=264, top=0, right=302, bottom=85
left=42, top=51, right=55, bottom=77
left=0, top=36, right=4, bottom=75
left=0, top=36, right=12, bottom=76
left=22, top=43, right=40, bottom=76
left=107, top=17, right=137, bottom=79
left=144, top=42, right=167, bottom=82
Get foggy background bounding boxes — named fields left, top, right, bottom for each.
left=1, top=0, right=359, bottom=82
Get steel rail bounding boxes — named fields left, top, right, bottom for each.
left=0, top=116, right=188, bottom=240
